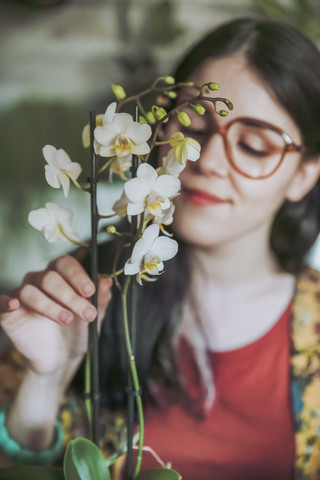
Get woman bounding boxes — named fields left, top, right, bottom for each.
left=1, top=17, right=320, bottom=480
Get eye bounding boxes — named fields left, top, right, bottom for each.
left=237, top=140, right=269, bottom=157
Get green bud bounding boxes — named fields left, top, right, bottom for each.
left=165, top=91, right=177, bottom=99
left=152, top=106, right=167, bottom=121
left=185, top=81, right=195, bottom=87
left=139, top=115, right=147, bottom=125
left=208, top=82, right=220, bottom=91
left=218, top=109, right=229, bottom=117
left=225, top=99, right=234, bottom=110
left=163, top=76, right=175, bottom=84
left=111, top=84, right=126, bottom=100
left=145, top=111, right=156, bottom=124
left=177, top=111, right=191, bottom=127
left=191, top=103, right=206, bottom=115
left=107, top=225, right=117, bottom=234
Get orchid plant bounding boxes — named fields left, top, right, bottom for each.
left=6, top=76, right=232, bottom=480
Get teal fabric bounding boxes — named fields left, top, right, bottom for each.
left=0, top=409, right=64, bottom=465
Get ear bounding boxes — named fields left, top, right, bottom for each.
left=285, top=156, right=320, bottom=202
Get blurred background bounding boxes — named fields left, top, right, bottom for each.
left=1, top=0, right=320, bottom=292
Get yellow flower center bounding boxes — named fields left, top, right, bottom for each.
left=115, top=135, right=132, bottom=157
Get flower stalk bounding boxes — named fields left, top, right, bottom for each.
left=87, top=110, right=100, bottom=446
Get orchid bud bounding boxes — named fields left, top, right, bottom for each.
left=191, top=103, right=206, bottom=115
left=152, top=106, right=167, bottom=121
left=139, top=116, right=147, bottom=125
left=177, top=112, right=191, bottom=127
left=107, top=225, right=117, bottom=234
left=163, top=76, right=175, bottom=84
left=165, top=91, right=177, bottom=99
left=111, top=84, right=126, bottom=100
left=218, top=109, right=229, bottom=117
left=145, top=111, right=156, bottom=124
left=225, top=99, right=234, bottom=110
left=208, top=82, right=220, bottom=91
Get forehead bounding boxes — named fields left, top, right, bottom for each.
left=186, top=55, right=302, bottom=143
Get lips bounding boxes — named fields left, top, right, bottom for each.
left=182, top=187, right=229, bottom=206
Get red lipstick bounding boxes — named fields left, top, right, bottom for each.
left=182, top=187, right=228, bottom=206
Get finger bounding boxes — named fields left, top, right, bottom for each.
left=18, top=284, right=74, bottom=325
left=98, top=278, right=113, bottom=309
left=0, top=295, right=20, bottom=314
left=97, top=278, right=113, bottom=328
left=31, top=270, right=97, bottom=323
left=49, top=255, right=95, bottom=298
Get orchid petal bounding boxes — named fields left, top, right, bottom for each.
left=99, top=145, right=116, bottom=157
left=124, top=260, right=141, bottom=275
left=42, top=145, right=58, bottom=166
left=125, top=177, right=152, bottom=203
left=66, top=162, right=82, bottom=179
left=113, top=113, right=133, bottom=133
left=103, top=102, right=117, bottom=124
left=152, top=236, right=178, bottom=261
left=131, top=238, right=148, bottom=263
left=137, top=163, right=158, bottom=182
left=125, top=122, right=152, bottom=144
left=143, top=224, right=160, bottom=247
left=94, top=125, right=118, bottom=145
left=45, top=165, right=60, bottom=189
left=59, top=173, right=70, bottom=197
left=28, top=208, right=52, bottom=231
left=56, top=148, right=73, bottom=168
left=131, top=143, right=151, bottom=155
left=127, top=202, right=144, bottom=216
left=154, top=174, right=180, bottom=198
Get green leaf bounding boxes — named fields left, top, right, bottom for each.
left=63, top=438, right=111, bottom=480
left=0, top=466, right=64, bottom=480
left=135, top=467, right=182, bottom=480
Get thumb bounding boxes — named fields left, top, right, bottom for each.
left=97, top=277, right=113, bottom=327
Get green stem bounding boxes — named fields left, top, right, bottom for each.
left=71, top=177, right=90, bottom=192
left=58, top=224, right=89, bottom=248
left=100, top=268, right=124, bottom=278
left=121, top=277, right=144, bottom=478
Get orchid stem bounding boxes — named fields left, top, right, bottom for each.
left=121, top=277, right=144, bottom=478
left=87, top=110, right=100, bottom=446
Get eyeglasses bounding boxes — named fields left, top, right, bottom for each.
left=201, top=117, right=304, bottom=179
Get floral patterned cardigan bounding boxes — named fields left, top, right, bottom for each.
left=1, top=266, right=320, bottom=479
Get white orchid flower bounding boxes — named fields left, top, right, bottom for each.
left=28, top=202, right=80, bottom=244
left=124, top=224, right=178, bottom=284
left=170, top=132, right=201, bottom=165
left=113, top=189, right=129, bottom=217
left=124, top=163, right=180, bottom=217
left=146, top=202, right=175, bottom=236
left=161, top=148, right=185, bottom=176
left=94, top=103, right=152, bottom=164
left=43, top=145, right=82, bottom=198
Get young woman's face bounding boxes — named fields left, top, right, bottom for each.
left=170, top=55, right=304, bottom=250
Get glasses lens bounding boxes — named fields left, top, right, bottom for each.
left=227, top=120, right=286, bottom=178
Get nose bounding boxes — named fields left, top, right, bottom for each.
left=193, top=132, right=230, bottom=177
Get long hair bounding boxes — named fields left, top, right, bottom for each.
left=173, top=17, right=320, bottom=273
left=97, top=18, right=320, bottom=411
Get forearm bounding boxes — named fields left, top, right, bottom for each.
left=6, top=358, right=81, bottom=452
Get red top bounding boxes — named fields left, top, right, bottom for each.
left=141, top=304, right=295, bottom=479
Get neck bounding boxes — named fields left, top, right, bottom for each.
left=188, top=224, right=281, bottom=288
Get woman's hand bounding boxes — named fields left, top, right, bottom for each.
left=0, top=254, right=112, bottom=376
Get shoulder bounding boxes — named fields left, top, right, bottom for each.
left=296, top=264, right=320, bottom=294
left=292, top=265, right=320, bottom=351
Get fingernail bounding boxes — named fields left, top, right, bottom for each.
left=82, top=283, right=95, bottom=296
left=83, top=306, right=97, bottom=322
left=58, top=311, right=73, bottom=324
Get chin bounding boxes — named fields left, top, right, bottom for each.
left=172, top=215, right=216, bottom=248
